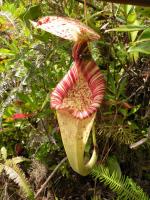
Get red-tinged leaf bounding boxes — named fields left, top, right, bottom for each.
left=121, top=102, right=133, bottom=109
left=31, top=16, right=100, bottom=42
left=12, top=113, right=32, bottom=120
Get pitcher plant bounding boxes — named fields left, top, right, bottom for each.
left=32, top=16, right=105, bottom=176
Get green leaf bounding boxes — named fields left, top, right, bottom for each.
left=106, top=25, right=147, bottom=32
left=0, top=48, right=15, bottom=56
left=130, top=20, right=139, bottom=42
left=128, top=41, right=150, bottom=54
left=127, top=11, right=136, bottom=24
left=128, top=105, right=141, bottom=116
left=107, top=156, right=122, bottom=179
left=20, top=5, right=42, bottom=27
left=136, top=28, right=150, bottom=43
left=17, top=93, right=33, bottom=104
left=124, top=5, right=133, bottom=15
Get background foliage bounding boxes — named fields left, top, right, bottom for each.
left=0, top=0, right=150, bottom=199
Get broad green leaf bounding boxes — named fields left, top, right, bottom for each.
left=136, top=28, right=150, bottom=43
left=124, top=5, right=133, bottom=15
left=0, top=48, right=15, bottom=56
left=106, top=25, right=147, bottom=32
left=127, top=11, right=136, bottom=24
left=107, top=156, right=122, bottom=179
left=20, top=5, right=42, bottom=27
left=128, top=41, right=150, bottom=54
left=130, top=20, right=139, bottom=42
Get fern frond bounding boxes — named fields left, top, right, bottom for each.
left=1, top=146, right=7, bottom=160
left=4, top=161, right=34, bottom=200
left=11, top=157, right=29, bottom=164
left=98, top=124, right=135, bottom=145
left=91, top=165, right=150, bottom=200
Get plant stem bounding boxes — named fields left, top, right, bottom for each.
left=35, top=157, right=67, bottom=199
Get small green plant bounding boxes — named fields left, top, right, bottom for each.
left=0, top=147, right=34, bottom=200
left=91, top=157, right=150, bottom=200
left=107, top=5, right=150, bottom=55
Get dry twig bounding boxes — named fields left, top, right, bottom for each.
left=35, top=157, right=67, bottom=199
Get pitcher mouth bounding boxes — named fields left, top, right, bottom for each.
left=51, top=60, right=105, bottom=119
